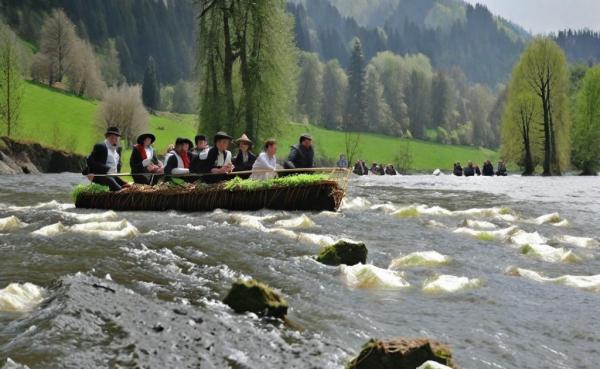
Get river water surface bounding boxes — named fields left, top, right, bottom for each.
left=1, top=174, right=599, bottom=369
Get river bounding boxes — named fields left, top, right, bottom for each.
left=1, top=173, right=599, bottom=369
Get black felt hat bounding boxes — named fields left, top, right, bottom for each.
left=175, top=137, right=193, bottom=147
left=136, top=133, right=156, bottom=145
left=214, top=131, right=233, bottom=144
left=105, top=127, right=121, bottom=137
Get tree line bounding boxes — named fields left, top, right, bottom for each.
left=296, top=40, right=502, bottom=148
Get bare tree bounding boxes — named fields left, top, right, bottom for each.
left=96, top=85, right=149, bottom=146
left=67, top=39, right=106, bottom=99
left=344, top=131, right=361, bottom=167
left=0, top=24, right=24, bottom=137
left=39, top=9, right=76, bottom=85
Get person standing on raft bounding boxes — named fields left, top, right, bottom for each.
left=84, top=127, right=130, bottom=192
left=232, top=134, right=256, bottom=173
left=251, top=139, right=278, bottom=180
left=284, top=133, right=314, bottom=170
left=130, top=133, right=163, bottom=185
left=164, top=137, right=193, bottom=179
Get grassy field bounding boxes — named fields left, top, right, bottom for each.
left=12, top=81, right=497, bottom=172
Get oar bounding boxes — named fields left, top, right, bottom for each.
left=86, top=167, right=349, bottom=178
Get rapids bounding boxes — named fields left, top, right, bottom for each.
left=1, top=173, right=600, bottom=369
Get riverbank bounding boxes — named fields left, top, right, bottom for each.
left=0, top=137, right=85, bottom=174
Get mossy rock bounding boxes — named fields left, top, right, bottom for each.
left=347, top=338, right=455, bottom=369
left=223, top=279, right=288, bottom=319
left=316, top=240, right=368, bottom=266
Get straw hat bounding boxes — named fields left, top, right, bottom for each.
left=235, top=133, right=253, bottom=145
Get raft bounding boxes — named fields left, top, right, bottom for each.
left=73, top=173, right=347, bottom=212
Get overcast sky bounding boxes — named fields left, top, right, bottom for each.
left=464, top=0, right=600, bottom=34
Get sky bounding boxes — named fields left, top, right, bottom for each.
left=464, top=0, right=600, bottom=34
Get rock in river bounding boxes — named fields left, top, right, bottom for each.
left=315, top=240, right=368, bottom=266
left=347, top=338, right=455, bottom=369
left=223, top=279, right=288, bottom=319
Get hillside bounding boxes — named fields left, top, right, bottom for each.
left=13, top=82, right=496, bottom=172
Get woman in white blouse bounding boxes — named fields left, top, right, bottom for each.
left=251, top=139, right=278, bottom=180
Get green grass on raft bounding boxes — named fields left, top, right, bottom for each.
left=223, top=174, right=331, bottom=191
left=16, top=81, right=499, bottom=172
left=71, top=183, right=109, bottom=201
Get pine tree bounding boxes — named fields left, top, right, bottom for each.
left=172, top=80, right=192, bottom=114
left=344, top=38, right=367, bottom=131
left=430, top=71, right=451, bottom=129
left=142, top=56, right=160, bottom=112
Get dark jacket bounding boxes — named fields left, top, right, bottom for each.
left=283, top=144, right=314, bottom=169
left=385, top=167, right=398, bottom=175
left=130, top=146, right=160, bottom=184
left=232, top=151, right=256, bottom=172
left=353, top=163, right=363, bottom=175
left=189, top=147, right=210, bottom=173
left=464, top=166, right=475, bottom=177
left=496, top=163, right=507, bottom=176
left=453, top=165, right=463, bottom=176
left=85, top=142, right=121, bottom=174
left=482, top=163, right=494, bottom=176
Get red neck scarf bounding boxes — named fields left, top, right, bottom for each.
left=135, top=144, right=147, bottom=160
left=178, top=150, right=190, bottom=169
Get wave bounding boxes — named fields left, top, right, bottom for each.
left=2, top=358, right=31, bottom=369
left=340, top=264, right=410, bottom=289
left=519, top=244, right=580, bottom=263
left=533, top=212, right=563, bottom=225
left=461, top=219, right=497, bottom=230
left=389, top=251, right=451, bottom=269
left=8, top=200, right=73, bottom=211
left=370, top=203, right=398, bottom=213
left=0, top=216, right=27, bottom=232
left=453, top=226, right=519, bottom=241
left=510, top=230, right=548, bottom=246
left=422, top=275, right=483, bottom=294
left=60, top=210, right=119, bottom=223
left=417, top=361, right=453, bottom=369
left=0, top=282, right=45, bottom=313
left=554, top=235, right=599, bottom=248
left=274, top=214, right=315, bottom=229
left=32, top=220, right=139, bottom=240
left=507, top=267, right=600, bottom=292
left=340, top=197, right=372, bottom=210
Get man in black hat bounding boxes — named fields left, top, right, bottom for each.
left=195, top=131, right=235, bottom=182
left=84, top=127, right=130, bottom=191
left=164, top=137, right=193, bottom=179
left=130, top=133, right=163, bottom=185
left=283, top=133, right=314, bottom=170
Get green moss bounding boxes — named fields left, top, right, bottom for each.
left=476, top=232, right=495, bottom=241
left=395, top=207, right=419, bottom=218
left=223, top=279, right=288, bottom=319
left=224, top=173, right=331, bottom=191
left=71, top=183, right=110, bottom=201
left=499, top=207, right=513, bottom=215
left=316, top=240, right=368, bottom=266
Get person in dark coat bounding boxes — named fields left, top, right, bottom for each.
left=378, top=164, right=385, bottom=176
left=464, top=161, right=476, bottom=177
left=130, top=133, right=163, bottom=185
left=232, top=133, right=256, bottom=173
left=482, top=160, right=494, bottom=176
left=496, top=160, right=508, bottom=176
left=353, top=161, right=363, bottom=175
left=284, top=134, right=314, bottom=169
left=360, top=160, right=369, bottom=175
left=385, top=165, right=398, bottom=175
left=370, top=163, right=379, bottom=175
left=84, top=127, right=130, bottom=191
left=164, top=137, right=193, bottom=181
left=196, top=131, right=235, bottom=183
left=453, top=162, right=463, bottom=176
left=189, top=134, right=210, bottom=173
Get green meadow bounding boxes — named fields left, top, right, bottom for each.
left=13, top=81, right=497, bottom=172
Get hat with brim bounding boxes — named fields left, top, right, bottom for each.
left=235, top=133, right=253, bottom=145
left=137, top=133, right=156, bottom=145
left=300, top=133, right=312, bottom=141
left=105, top=127, right=121, bottom=137
left=214, top=131, right=233, bottom=144
left=175, top=137, right=193, bottom=147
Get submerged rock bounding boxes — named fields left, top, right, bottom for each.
left=223, top=279, right=288, bottom=319
left=347, top=338, right=455, bottom=369
left=315, top=240, right=368, bottom=266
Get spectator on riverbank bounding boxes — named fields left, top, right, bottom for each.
left=482, top=160, right=494, bottom=176
left=496, top=160, right=508, bottom=176
left=453, top=162, right=463, bottom=176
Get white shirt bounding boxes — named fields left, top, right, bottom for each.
left=195, top=146, right=210, bottom=160
left=215, top=150, right=232, bottom=167
left=250, top=152, right=277, bottom=180
left=104, top=140, right=119, bottom=174
left=169, top=151, right=189, bottom=175
left=142, top=146, right=154, bottom=167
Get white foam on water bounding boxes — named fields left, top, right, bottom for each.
left=555, top=235, right=599, bottom=248
left=340, top=197, right=372, bottom=210
left=462, top=219, right=497, bottom=230
left=274, top=214, right=315, bottom=229
left=70, top=220, right=130, bottom=232
left=389, top=251, right=451, bottom=269
left=533, top=212, right=563, bottom=225
left=552, top=219, right=570, bottom=227
left=370, top=203, right=398, bottom=213
left=31, top=222, right=68, bottom=237
left=417, top=361, right=453, bottom=369
left=0, top=216, right=27, bottom=232
left=433, top=169, right=442, bottom=176
left=72, top=224, right=139, bottom=240
left=0, top=283, right=45, bottom=313
left=297, top=232, right=336, bottom=247
left=519, top=243, right=580, bottom=263
left=8, top=200, right=73, bottom=211
left=340, top=264, right=410, bottom=289
left=3, top=358, right=31, bottom=369
left=510, top=230, right=548, bottom=246
left=453, top=226, right=519, bottom=241
left=268, top=227, right=300, bottom=239
left=422, top=275, right=483, bottom=294
left=183, top=223, right=206, bottom=231
left=318, top=210, right=341, bottom=217
left=453, top=207, right=513, bottom=218
left=61, top=210, right=119, bottom=223
left=507, top=267, right=600, bottom=292
left=228, top=213, right=277, bottom=232
left=423, top=220, right=448, bottom=228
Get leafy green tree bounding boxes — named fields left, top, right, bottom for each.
left=501, top=92, right=540, bottom=175
left=142, top=56, right=160, bottom=112
left=344, top=38, right=367, bottom=131
left=172, top=80, right=193, bottom=114
left=430, top=71, right=451, bottom=129
left=572, top=66, right=600, bottom=175
left=364, top=64, right=394, bottom=135
left=0, top=24, right=24, bottom=137
left=321, top=60, right=347, bottom=130
left=502, top=38, right=571, bottom=175
left=371, top=51, right=409, bottom=132
left=296, top=52, right=323, bottom=124
left=405, top=69, right=431, bottom=139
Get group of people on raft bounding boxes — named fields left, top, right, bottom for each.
left=83, top=126, right=316, bottom=191
left=453, top=160, right=507, bottom=177
left=350, top=160, right=398, bottom=176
